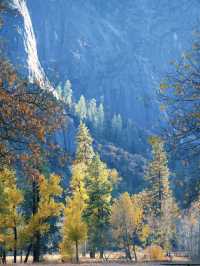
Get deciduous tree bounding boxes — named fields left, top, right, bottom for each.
left=61, top=192, right=87, bottom=263
left=25, top=173, right=63, bottom=262
left=0, top=167, right=23, bottom=263
left=0, top=59, right=66, bottom=168
left=111, top=192, right=148, bottom=261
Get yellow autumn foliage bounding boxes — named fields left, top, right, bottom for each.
left=0, top=167, right=23, bottom=251
left=145, top=244, right=165, bottom=260
left=26, top=174, right=63, bottom=238
left=60, top=191, right=87, bottom=262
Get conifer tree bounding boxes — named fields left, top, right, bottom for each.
left=84, top=154, right=113, bottom=258
left=111, top=114, right=123, bottom=141
left=56, top=83, right=63, bottom=100
left=145, top=136, right=170, bottom=217
left=70, top=162, right=88, bottom=202
left=97, top=103, right=104, bottom=133
left=112, top=114, right=122, bottom=131
left=61, top=123, right=94, bottom=261
left=87, top=98, right=97, bottom=124
left=145, top=136, right=178, bottom=249
left=63, top=80, right=73, bottom=107
left=75, top=95, right=87, bottom=120
left=75, top=121, right=94, bottom=165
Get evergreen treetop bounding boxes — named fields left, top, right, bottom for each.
left=75, top=121, right=95, bottom=165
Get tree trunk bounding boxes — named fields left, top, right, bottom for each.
left=13, top=226, right=17, bottom=263
left=82, top=241, right=86, bottom=257
left=32, top=179, right=40, bottom=262
left=20, top=249, right=23, bottom=263
left=133, top=244, right=137, bottom=262
left=125, top=245, right=132, bottom=260
left=124, top=229, right=132, bottom=261
left=24, top=244, right=32, bottom=263
left=2, top=249, right=6, bottom=264
left=33, top=232, right=40, bottom=262
left=62, top=126, right=68, bottom=151
left=100, top=248, right=104, bottom=259
left=198, top=221, right=200, bottom=258
left=75, top=240, right=79, bottom=263
left=158, top=170, right=162, bottom=216
left=89, top=249, right=95, bottom=258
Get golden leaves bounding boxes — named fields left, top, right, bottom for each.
left=0, top=167, right=24, bottom=250
left=26, top=174, right=63, bottom=240
left=37, top=127, right=45, bottom=141
left=111, top=192, right=147, bottom=247
left=62, top=192, right=87, bottom=245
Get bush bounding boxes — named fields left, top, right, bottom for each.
left=60, top=240, right=74, bottom=262
left=144, top=245, right=165, bottom=260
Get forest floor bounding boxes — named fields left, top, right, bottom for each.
left=2, top=263, right=191, bottom=266
left=3, top=263, right=194, bottom=266
left=4, top=260, right=191, bottom=266
left=4, top=253, right=190, bottom=265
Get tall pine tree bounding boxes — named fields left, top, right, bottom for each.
left=63, top=80, right=73, bottom=107
left=70, top=162, right=88, bottom=203
left=84, top=154, right=113, bottom=258
left=75, top=121, right=94, bottom=165
left=75, top=95, right=87, bottom=120
left=145, top=136, right=178, bottom=249
left=145, top=136, right=170, bottom=217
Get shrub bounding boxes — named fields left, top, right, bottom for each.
left=60, top=240, right=74, bottom=262
left=145, top=245, right=165, bottom=260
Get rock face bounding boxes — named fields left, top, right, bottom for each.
left=2, top=0, right=200, bottom=129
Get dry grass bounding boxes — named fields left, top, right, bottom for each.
left=3, top=252, right=190, bottom=266
left=7, top=262, right=159, bottom=266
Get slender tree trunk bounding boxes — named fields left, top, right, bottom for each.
left=133, top=244, right=137, bottom=262
left=0, top=247, right=2, bottom=264
left=198, top=220, right=200, bottom=258
left=75, top=240, right=79, bottom=263
left=100, top=248, right=104, bottom=259
left=124, top=228, right=132, bottom=260
left=125, top=243, right=132, bottom=260
left=13, top=226, right=17, bottom=263
left=2, top=249, right=6, bottom=264
left=89, top=249, right=95, bottom=258
left=33, top=232, right=40, bottom=263
left=20, top=249, right=23, bottom=263
left=158, top=170, right=162, bottom=215
left=82, top=241, right=86, bottom=257
left=32, top=179, right=40, bottom=262
left=62, top=126, right=67, bottom=151
left=24, top=244, right=32, bottom=263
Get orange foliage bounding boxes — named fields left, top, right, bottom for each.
left=0, top=59, right=66, bottom=168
